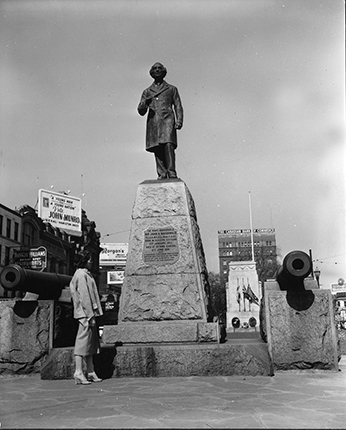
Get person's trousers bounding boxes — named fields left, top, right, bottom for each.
left=154, top=142, right=177, bottom=179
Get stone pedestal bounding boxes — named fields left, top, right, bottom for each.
left=262, top=280, right=339, bottom=371
left=103, top=179, right=218, bottom=345
left=101, top=179, right=274, bottom=378
left=0, top=299, right=53, bottom=375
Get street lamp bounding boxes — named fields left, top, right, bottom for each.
left=314, top=267, right=321, bottom=287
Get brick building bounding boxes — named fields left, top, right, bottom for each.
left=218, top=228, right=277, bottom=285
left=0, top=204, right=22, bottom=296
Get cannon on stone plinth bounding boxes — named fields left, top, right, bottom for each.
left=261, top=250, right=338, bottom=371
left=0, top=264, right=72, bottom=300
left=275, top=250, right=312, bottom=292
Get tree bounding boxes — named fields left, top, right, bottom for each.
left=208, top=271, right=226, bottom=321
left=255, top=246, right=281, bottom=284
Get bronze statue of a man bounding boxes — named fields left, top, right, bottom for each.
left=138, top=62, right=183, bottom=179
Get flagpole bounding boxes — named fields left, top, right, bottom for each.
left=249, top=191, right=255, bottom=262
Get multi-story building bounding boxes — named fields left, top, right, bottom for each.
left=218, top=228, right=277, bottom=285
left=0, top=202, right=102, bottom=298
left=0, top=204, right=22, bottom=296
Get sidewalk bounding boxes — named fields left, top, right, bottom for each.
left=1, top=356, right=345, bottom=429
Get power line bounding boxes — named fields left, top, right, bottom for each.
left=313, top=260, right=346, bottom=266
left=100, top=229, right=130, bottom=239
left=312, top=253, right=346, bottom=265
left=314, top=253, right=346, bottom=260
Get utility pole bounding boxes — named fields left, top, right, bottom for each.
left=249, top=191, right=255, bottom=263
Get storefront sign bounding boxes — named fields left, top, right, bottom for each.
left=107, top=270, right=125, bottom=285
left=13, top=246, right=47, bottom=270
left=100, top=243, right=128, bottom=265
left=331, top=283, right=346, bottom=295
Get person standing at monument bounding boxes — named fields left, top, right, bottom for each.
left=137, top=62, right=184, bottom=179
left=70, top=251, right=103, bottom=385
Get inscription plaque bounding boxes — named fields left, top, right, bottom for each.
left=143, top=226, right=179, bottom=265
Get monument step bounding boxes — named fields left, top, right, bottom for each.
left=40, top=341, right=274, bottom=379
left=113, top=342, right=273, bottom=377
left=226, top=331, right=261, bottom=339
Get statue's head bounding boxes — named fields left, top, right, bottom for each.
left=149, top=62, right=167, bottom=79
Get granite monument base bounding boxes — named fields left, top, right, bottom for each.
left=113, top=341, right=273, bottom=377
left=262, top=281, right=339, bottom=371
left=40, top=340, right=273, bottom=379
left=88, top=178, right=275, bottom=378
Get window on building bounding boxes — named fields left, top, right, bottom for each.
left=58, top=261, right=66, bottom=274
left=50, top=258, right=57, bottom=273
left=6, top=219, right=11, bottom=238
left=0, top=215, right=3, bottom=236
left=22, top=222, right=36, bottom=247
left=5, top=246, right=10, bottom=265
left=14, top=222, right=19, bottom=241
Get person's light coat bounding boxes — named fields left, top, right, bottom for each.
left=70, top=268, right=103, bottom=325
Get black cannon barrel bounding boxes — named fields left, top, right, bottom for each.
left=0, top=264, right=72, bottom=299
left=276, top=250, right=312, bottom=291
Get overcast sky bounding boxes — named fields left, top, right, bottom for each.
left=1, top=0, right=345, bottom=287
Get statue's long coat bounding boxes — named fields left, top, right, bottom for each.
left=137, top=80, right=183, bottom=152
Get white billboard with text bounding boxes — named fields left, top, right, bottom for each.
left=38, top=189, right=82, bottom=236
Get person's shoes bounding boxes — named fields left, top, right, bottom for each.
left=87, top=372, right=102, bottom=382
left=73, top=372, right=91, bottom=385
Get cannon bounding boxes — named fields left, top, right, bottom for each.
left=275, top=250, right=314, bottom=311
left=275, top=250, right=312, bottom=291
left=0, top=264, right=72, bottom=300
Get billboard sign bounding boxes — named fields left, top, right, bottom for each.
left=13, top=246, right=47, bottom=270
left=107, top=270, right=125, bottom=285
left=38, top=189, right=82, bottom=236
left=100, top=243, right=128, bottom=265
left=331, top=278, right=346, bottom=295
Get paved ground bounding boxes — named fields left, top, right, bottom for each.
left=0, top=356, right=345, bottom=429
